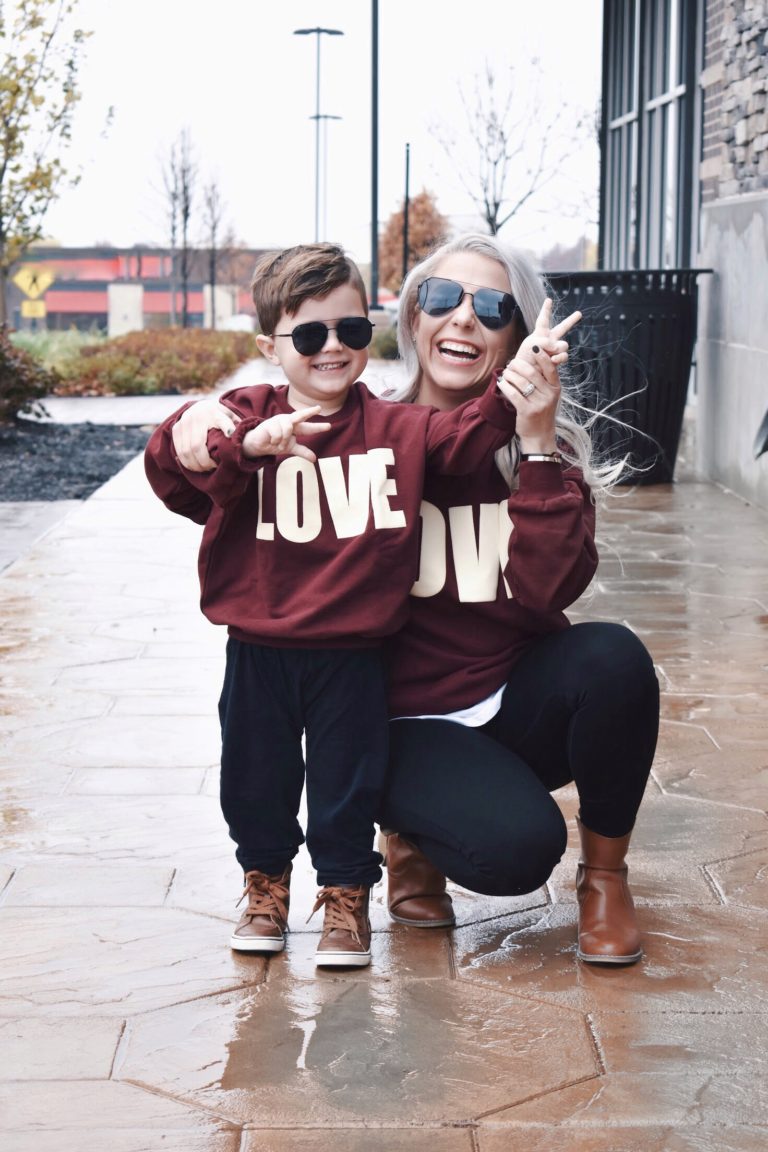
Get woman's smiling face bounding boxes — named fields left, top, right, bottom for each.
left=412, top=252, right=522, bottom=410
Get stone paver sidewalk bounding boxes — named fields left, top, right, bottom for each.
left=0, top=437, right=767, bottom=1150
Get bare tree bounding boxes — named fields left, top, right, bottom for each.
left=160, top=129, right=197, bottom=327
left=202, top=177, right=226, bottom=328
left=217, top=227, right=261, bottom=313
left=432, top=60, right=591, bottom=236
left=161, top=142, right=180, bottom=324
left=177, top=129, right=197, bottom=328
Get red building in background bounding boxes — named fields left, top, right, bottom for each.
left=10, top=245, right=262, bottom=332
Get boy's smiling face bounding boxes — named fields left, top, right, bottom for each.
left=257, top=283, right=369, bottom=415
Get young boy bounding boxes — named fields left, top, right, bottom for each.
left=144, top=243, right=518, bottom=968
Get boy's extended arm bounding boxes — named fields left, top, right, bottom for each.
left=423, top=380, right=518, bottom=474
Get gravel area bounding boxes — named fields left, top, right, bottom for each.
left=0, top=420, right=152, bottom=501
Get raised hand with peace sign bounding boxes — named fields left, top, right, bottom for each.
left=242, top=405, right=332, bottom=463
left=496, top=298, right=582, bottom=455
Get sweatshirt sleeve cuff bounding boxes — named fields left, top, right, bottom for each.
left=210, top=418, right=265, bottom=472
left=476, top=384, right=518, bottom=431
left=517, top=460, right=568, bottom=493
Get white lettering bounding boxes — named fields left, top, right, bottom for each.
left=411, top=500, right=513, bottom=602
left=449, top=504, right=505, bottom=602
left=255, top=469, right=274, bottom=540
left=411, top=501, right=446, bottom=597
left=319, top=455, right=371, bottom=538
left=253, top=449, right=408, bottom=543
left=368, top=448, right=406, bottom=529
left=498, top=501, right=513, bottom=598
left=275, top=458, right=321, bottom=542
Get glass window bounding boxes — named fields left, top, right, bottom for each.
left=601, top=0, right=699, bottom=268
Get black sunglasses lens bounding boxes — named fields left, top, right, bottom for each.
left=291, top=322, right=328, bottom=355
left=418, top=278, right=463, bottom=316
left=419, top=277, right=515, bottom=329
left=474, top=289, right=515, bottom=330
left=291, top=318, right=372, bottom=355
left=337, top=317, right=373, bottom=349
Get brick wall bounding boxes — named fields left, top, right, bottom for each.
left=700, top=0, right=768, bottom=201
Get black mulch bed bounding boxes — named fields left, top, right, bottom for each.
left=0, top=420, right=152, bottom=501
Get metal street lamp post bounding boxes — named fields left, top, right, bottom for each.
left=311, top=113, right=342, bottom=240
left=293, top=27, right=344, bottom=242
left=402, top=142, right=411, bottom=282
left=370, top=0, right=379, bottom=306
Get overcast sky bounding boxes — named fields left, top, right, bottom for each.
left=42, top=0, right=604, bottom=262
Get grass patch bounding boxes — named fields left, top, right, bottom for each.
left=10, top=328, right=107, bottom=373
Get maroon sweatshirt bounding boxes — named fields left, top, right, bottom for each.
left=385, top=457, right=598, bottom=716
left=144, top=380, right=517, bottom=647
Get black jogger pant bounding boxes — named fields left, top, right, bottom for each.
left=219, top=639, right=387, bottom=887
left=379, top=622, right=659, bottom=896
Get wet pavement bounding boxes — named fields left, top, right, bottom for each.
left=1, top=378, right=767, bottom=1149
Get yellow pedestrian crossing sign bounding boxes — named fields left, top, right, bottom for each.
left=21, top=300, right=47, bottom=319
left=13, top=266, right=55, bottom=299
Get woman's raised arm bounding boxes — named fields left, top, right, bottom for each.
left=172, top=400, right=242, bottom=471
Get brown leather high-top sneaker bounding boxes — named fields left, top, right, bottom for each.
left=379, top=831, right=455, bottom=927
left=230, top=864, right=292, bottom=953
left=311, top=885, right=372, bottom=968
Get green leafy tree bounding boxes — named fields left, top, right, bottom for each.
left=0, top=0, right=89, bottom=326
left=378, top=189, right=447, bottom=293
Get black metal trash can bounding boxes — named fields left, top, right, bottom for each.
left=547, top=269, right=704, bottom=484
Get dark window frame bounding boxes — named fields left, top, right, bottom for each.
left=599, top=0, right=702, bottom=269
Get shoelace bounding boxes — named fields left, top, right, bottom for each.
left=236, top=871, right=290, bottom=924
left=307, top=885, right=368, bottom=944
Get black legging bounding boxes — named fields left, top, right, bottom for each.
left=380, top=622, right=659, bottom=896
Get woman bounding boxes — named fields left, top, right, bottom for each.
left=172, top=233, right=659, bottom=965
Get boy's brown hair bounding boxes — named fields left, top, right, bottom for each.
left=251, top=243, right=368, bottom=335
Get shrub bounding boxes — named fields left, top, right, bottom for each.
left=0, top=330, right=57, bottom=424
left=370, top=325, right=400, bottom=360
left=53, top=328, right=259, bottom=396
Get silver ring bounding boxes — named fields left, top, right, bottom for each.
left=521, top=383, right=536, bottom=398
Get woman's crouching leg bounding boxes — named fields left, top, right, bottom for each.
left=417, top=798, right=567, bottom=896
left=381, top=718, right=568, bottom=899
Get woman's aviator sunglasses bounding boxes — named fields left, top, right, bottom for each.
left=274, top=316, right=374, bottom=357
left=417, top=276, right=520, bottom=331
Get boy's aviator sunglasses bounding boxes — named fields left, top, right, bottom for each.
left=273, top=316, right=374, bottom=356
left=417, top=276, right=521, bottom=331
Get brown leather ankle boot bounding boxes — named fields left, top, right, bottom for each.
left=576, top=816, right=642, bottom=964
left=379, top=831, right=455, bottom=928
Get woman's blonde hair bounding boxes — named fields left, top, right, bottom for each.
left=396, top=232, right=623, bottom=491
